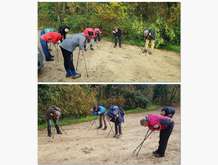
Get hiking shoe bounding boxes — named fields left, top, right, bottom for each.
left=97, top=126, right=102, bottom=129
left=71, top=73, right=81, bottom=79
left=152, top=150, right=159, bottom=155
left=46, top=58, right=54, bottom=61
left=154, top=153, right=164, bottom=158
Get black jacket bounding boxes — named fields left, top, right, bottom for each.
left=113, top=28, right=122, bottom=37
left=58, top=25, right=70, bottom=40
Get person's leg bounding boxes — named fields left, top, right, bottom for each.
left=114, top=121, right=118, bottom=137
left=90, top=39, right=94, bottom=50
left=118, top=37, right=121, bottom=48
left=144, top=39, right=149, bottom=54
left=97, top=33, right=101, bottom=41
left=102, top=114, right=107, bottom=130
left=47, top=119, right=52, bottom=137
left=67, top=52, right=76, bottom=74
left=148, top=40, right=155, bottom=54
left=151, top=40, right=155, bottom=50
left=156, top=123, right=174, bottom=157
left=53, top=119, right=62, bottom=134
left=114, top=37, right=118, bottom=47
left=98, top=114, right=103, bottom=129
left=67, top=52, right=81, bottom=78
left=118, top=122, right=122, bottom=135
left=60, top=47, right=71, bottom=77
left=40, top=39, right=53, bottom=61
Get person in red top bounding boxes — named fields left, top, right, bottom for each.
left=83, top=28, right=95, bottom=50
left=40, top=32, right=63, bottom=61
left=94, top=28, right=102, bottom=42
left=140, top=114, right=174, bottom=157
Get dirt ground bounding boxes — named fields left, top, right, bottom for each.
left=38, top=41, right=180, bottom=82
left=38, top=108, right=180, bottom=165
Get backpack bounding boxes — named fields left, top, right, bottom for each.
left=107, top=105, right=125, bottom=123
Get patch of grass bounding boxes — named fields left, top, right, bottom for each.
left=160, top=44, right=180, bottom=53
left=38, top=115, right=97, bottom=130
left=125, top=104, right=160, bottom=114
left=103, top=37, right=180, bottom=53
left=38, top=104, right=160, bottom=130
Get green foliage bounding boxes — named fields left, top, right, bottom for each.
left=38, top=85, right=180, bottom=125
left=38, top=2, right=180, bottom=51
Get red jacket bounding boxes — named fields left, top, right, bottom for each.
left=40, top=32, right=63, bottom=44
left=83, top=28, right=95, bottom=39
left=146, top=114, right=172, bottom=131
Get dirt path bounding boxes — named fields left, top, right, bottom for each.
left=38, top=108, right=180, bottom=165
left=38, top=41, right=180, bottom=82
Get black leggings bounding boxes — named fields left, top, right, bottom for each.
left=114, top=120, right=122, bottom=135
left=114, top=36, right=121, bottom=47
left=157, top=122, right=174, bottom=155
left=60, top=47, right=75, bottom=73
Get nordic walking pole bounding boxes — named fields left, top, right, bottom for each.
left=134, top=130, right=153, bottom=156
left=132, top=129, right=153, bottom=156
left=87, top=118, right=97, bottom=131
left=82, top=52, right=89, bottom=78
left=55, top=44, right=60, bottom=64
left=76, top=49, right=80, bottom=70
left=106, top=120, right=115, bottom=136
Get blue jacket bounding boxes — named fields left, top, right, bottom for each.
left=92, top=105, right=106, bottom=116
left=107, top=105, right=125, bottom=123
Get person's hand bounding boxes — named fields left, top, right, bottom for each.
left=153, top=124, right=160, bottom=129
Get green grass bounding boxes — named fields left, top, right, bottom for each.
left=103, top=36, right=180, bottom=53
left=38, top=104, right=160, bottom=130
left=125, top=104, right=160, bottom=114
left=160, top=44, right=180, bottom=53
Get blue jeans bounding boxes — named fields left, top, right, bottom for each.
left=40, top=39, right=53, bottom=60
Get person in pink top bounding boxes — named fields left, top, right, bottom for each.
left=94, top=28, right=102, bottom=42
left=83, top=28, right=95, bottom=50
left=140, top=114, right=174, bottom=158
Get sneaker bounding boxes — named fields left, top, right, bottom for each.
left=71, top=73, right=81, bottom=79
left=113, top=134, right=118, bottom=138
left=66, top=71, right=73, bottom=78
left=102, top=126, right=107, bottom=130
left=97, top=126, right=102, bottom=129
left=46, top=58, right=54, bottom=61
left=154, top=153, right=164, bottom=158
left=152, top=150, right=159, bottom=155
left=90, top=47, right=94, bottom=51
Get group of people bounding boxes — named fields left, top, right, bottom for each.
left=39, top=26, right=102, bottom=78
left=46, top=104, right=175, bottom=158
left=39, top=25, right=157, bottom=78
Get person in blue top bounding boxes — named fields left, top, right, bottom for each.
left=106, top=105, right=125, bottom=138
left=92, top=105, right=107, bottom=130
left=160, top=106, right=176, bottom=118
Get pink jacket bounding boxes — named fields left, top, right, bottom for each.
left=146, top=114, right=171, bottom=131
left=83, top=28, right=95, bottom=39
left=94, top=28, right=102, bottom=34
